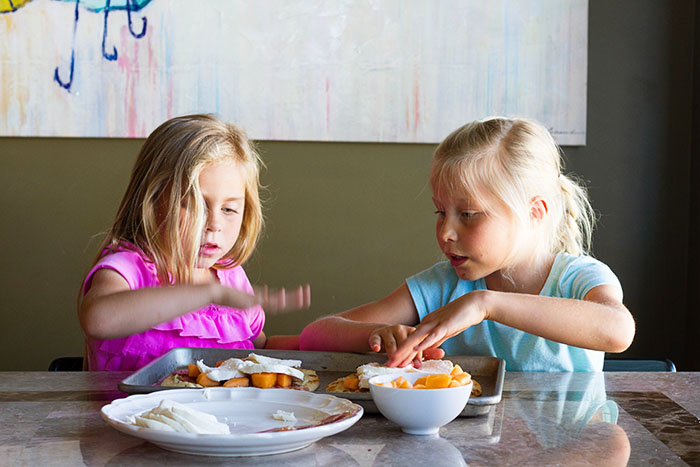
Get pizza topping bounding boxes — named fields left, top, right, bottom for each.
left=161, top=353, right=318, bottom=391
left=196, top=353, right=304, bottom=382
left=356, top=360, right=455, bottom=389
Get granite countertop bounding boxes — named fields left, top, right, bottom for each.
left=1, top=371, right=698, bottom=466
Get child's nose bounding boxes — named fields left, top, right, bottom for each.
left=439, top=218, right=458, bottom=242
left=206, top=211, right=222, bottom=232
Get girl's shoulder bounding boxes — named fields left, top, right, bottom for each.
left=95, top=243, right=155, bottom=273
left=552, top=253, right=615, bottom=276
left=86, top=242, right=158, bottom=291
left=214, top=264, right=254, bottom=293
left=545, top=253, right=621, bottom=299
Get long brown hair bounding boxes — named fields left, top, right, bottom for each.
left=92, top=114, right=264, bottom=284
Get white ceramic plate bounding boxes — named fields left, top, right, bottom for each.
left=101, top=387, right=363, bottom=457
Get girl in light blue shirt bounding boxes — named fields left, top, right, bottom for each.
left=301, top=117, right=635, bottom=371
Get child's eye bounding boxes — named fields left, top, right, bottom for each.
left=461, top=211, right=477, bottom=219
left=222, top=207, right=239, bottom=215
left=434, top=210, right=445, bottom=217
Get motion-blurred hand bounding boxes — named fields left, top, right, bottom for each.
left=254, top=284, right=311, bottom=313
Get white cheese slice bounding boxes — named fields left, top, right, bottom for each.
left=272, top=410, right=297, bottom=422
left=196, top=358, right=246, bottom=381
left=247, top=353, right=302, bottom=368
left=418, top=359, right=454, bottom=374
left=236, top=360, right=304, bottom=380
left=129, top=400, right=230, bottom=434
left=196, top=354, right=305, bottom=382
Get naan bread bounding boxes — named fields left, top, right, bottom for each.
left=160, top=374, right=202, bottom=388
left=293, top=368, right=320, bottom=392
left=160, top=367, right=319, bottom=391
left=326, top=374, right=364, bottom=394
left=471, top=379, right=482, bottom=397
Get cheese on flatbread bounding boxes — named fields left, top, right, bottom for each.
left=356, top=360, right=454, bottom=389
left=197, top=353, right=304, bottom=382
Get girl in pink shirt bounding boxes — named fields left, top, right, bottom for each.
left=79, top=114, right=309, bottom=371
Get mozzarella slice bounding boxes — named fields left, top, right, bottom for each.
left=247, top=353, right=302, bottom=368
left=418, top=359, right=454, bottom=374
left=129, top=400, right=230, bottom=434
left=196, top=358, right=246, bottom=381
left=236, top=360, right=304, bottom=380
left=196, top=353, right=305, bottom=382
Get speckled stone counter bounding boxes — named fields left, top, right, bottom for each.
left=1, top=371, right=698, bottom=466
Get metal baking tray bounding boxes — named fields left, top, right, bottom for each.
left=118, top=348, right=505, bottom=417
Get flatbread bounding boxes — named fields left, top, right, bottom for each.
left=293, top=368, right=320, bottom=392
left=160, top=368, right=319, bottom=391
left=160, top=373, right=202, bottom=388
left=470, top=379, right=482, bottom=397
left=326, top=372, right=482, bottom=397
left=326, top=374, right=364, bottom=394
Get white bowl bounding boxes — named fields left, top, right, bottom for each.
left=369, top=372, right=472, bottom=435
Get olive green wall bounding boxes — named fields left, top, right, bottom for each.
left=1, top=0, right=698, bottom=370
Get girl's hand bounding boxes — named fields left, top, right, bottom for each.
left=217, top=284, right=311, bottom=313
left=254, top=284, right=311, bottom=313
left=368, top=324, right=446, bottom=368
left=386, top=291, right=487, bottom=367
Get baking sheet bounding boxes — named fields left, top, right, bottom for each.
left=118, top=348, right=505, bottom=418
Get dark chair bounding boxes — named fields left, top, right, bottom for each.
left=603, top=358, right=676, bottom=372
left=48, top=357, right=84, bottom=371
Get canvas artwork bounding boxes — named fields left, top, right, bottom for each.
left=0, top=0, right=588, bottom=144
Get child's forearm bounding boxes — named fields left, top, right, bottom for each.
left=264, top=335, right=300, bottom=350
left=483, top=288, right=635, bottom=352
left=299, top=316, right=381, bottom=353
left=80, top=282, right=249, bottom=340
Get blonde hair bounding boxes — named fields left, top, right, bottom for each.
left=430, top=117, right=595, bottom=263
left=95, top=114, right=263, bottom=284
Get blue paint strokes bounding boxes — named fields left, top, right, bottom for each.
left=53, top=0, right=80, bottom=91
left=51, top=0, right=153, bottom=91
left=52, top=0, right=151, bottom=13
left=127, top=0, right=146, bottom=38
left=102, top=0, right=118, bottom=60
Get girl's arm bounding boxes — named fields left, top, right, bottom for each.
left=264, top=335, right=300, bottom=350
left=300, top=283, right=443, bottom=363
left=79, top=268, right=259, bottom=340
left=389, top=284, right=635, bottom=367
left=253, top=331, right=267, bottom=348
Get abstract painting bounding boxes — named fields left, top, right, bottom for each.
left=0, top=0, right=588, bottom=144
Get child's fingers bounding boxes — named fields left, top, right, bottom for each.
left=414, top=330, right=447, bottom=353
left=303, top=284, right=311, bottom=308
left=382, top=334, right=398, bottom=356
left=253, top=284, right=312, bottom=313
left=422, top=347, right=445, bottom=360
left=386, top=340, right=419, bottom=367
left=394, top=350, right=420, bottom=369
left=368, top=334, right=382, bottom=353
left=292, top=284, right=311, bottom=309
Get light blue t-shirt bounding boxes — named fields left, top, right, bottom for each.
left=405, top=253, right=623, bottom=372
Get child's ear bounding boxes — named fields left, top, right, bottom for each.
left=529, top=197, right=548, bottom=222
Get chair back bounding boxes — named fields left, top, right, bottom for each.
left=603, top=358, right=676, bottom=372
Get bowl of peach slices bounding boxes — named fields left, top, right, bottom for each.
left=369, top=365, right=473, bottom=435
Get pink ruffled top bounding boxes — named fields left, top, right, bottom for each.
left=82, top=244, right=265, bottom=371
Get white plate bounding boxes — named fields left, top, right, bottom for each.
left=101, top=387, right=363, bottom=457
